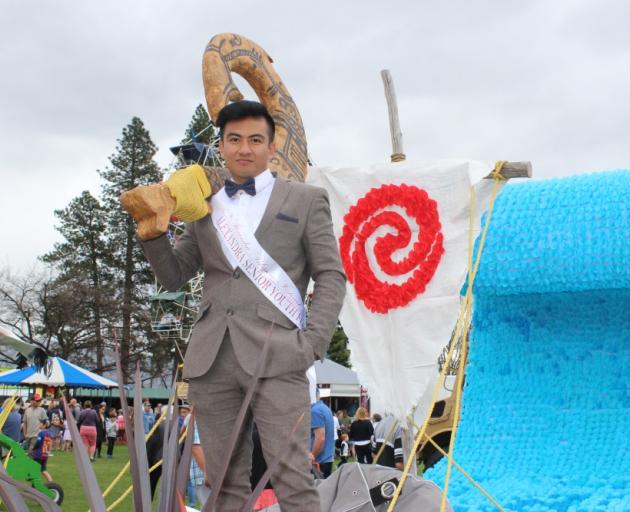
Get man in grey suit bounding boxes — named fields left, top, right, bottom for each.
left=139, top=100, right=345, bottom=511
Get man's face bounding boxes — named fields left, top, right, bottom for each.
left=219, top=117, right=276, bottom=183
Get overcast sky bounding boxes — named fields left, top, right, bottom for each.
left=2, top=0, right=629, bottom=271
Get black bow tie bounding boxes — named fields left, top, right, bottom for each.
left=224, top=178, right=256, bottom=198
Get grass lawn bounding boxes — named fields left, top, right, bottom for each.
left=1, top=448, right=136, bottom=512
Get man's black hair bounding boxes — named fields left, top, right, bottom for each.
left=216, top=100, right=275, bottom=142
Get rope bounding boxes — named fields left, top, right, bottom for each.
left=99, top=411, right=166, bottom=501
left=387, top=166, right=505, bottom=512
left=391, top=153, right=406, bottom=162
left=409, top=419, right=506, bottom=512
left=98, top=367, right=182, bottom=511
left=105, top=428, right=189, bottom=511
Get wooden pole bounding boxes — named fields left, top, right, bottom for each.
left=484, top=161, right=532, bottom=179
left=381, top=70, right=405, bottom=162
left=381, top=68, right=417, bottom=473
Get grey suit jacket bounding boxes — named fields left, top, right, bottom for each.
left=140, top=176, right=346, bottom=379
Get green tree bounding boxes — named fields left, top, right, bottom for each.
left=41, top=191, right=114, bottom=371
left=327, top=325, right=351, bottom=368
left=181, top=104, right=222, bottom=166
left=98, top=117, right=163, bottom=380
left=182, top=104, right=214, bottom=145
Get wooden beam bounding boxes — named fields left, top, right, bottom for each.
left=484, top=161, right=532, bottom=180
left=381, top=69, right=405, bottom=162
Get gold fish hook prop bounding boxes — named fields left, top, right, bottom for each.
left=202, top=33, right=308, bottom=183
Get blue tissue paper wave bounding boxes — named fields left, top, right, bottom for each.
left=427, top=170, right=630, bottom=511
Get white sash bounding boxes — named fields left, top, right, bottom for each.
left=211, top=191, right=306, bottom=329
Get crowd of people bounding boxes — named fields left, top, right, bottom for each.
left=0, top=391, right=404, bottom=509
left=311, top=399, right=404, bottom=476
left=0, top=394, right=133, bottom=466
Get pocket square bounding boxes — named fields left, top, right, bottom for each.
left=276, top=212, right=299, bottom=224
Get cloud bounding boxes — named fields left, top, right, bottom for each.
left=1, top=0, right=629, bottom=269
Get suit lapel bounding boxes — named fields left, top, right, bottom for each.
left=255, top=176, right=291, bottom=240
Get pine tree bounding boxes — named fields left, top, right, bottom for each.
left=327, top=325, right=351, bottom=368
left=182, top=104, right=214, bottom=145
left=41, top=191, right=113, bottom=371
left=98, top=117, right=163, bottom=380
left=181, top=104, right=222, bottom=166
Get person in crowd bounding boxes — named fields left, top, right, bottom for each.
left=30, top=418, right=53, bottom=483
left=105, top=408, right=118, bottom=459
left=22, top=394, right=48, bottom=453
left=372, top=413, right=403, bottom=470
left=371, top=413, right=382, bottom=426
left=49, top=406, right=64, bottom=451
left=178, top=403, right=191, bottom=430
left=95, top=403, right=106, bottom=458
left=116, top=409, right=126, bottom=443
left=310, top=388, right=335, bottom=478
left=61, top=417, right=73, bottom=451
left=333, top=408, right=340, bottom=448
left=338, top=432, right=350, bottom=466
left=69, top=398, right=81, bottom=421
left=349, top=407, right=374, bottom=464
left=146, top=405, right=168, bottom=500
left=77, top=400, right=99, bottom=461
left=183, top=413, right=210, bottom=507
left=143, top=401, right=156, bottom=434
left=1, top=397, right=23, bottom=443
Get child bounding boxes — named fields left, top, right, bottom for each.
left=105, top=409, right=118, bottom=458
left=31, top=419, right=53, bottom=483
left=61, top=418, right=72, bottom=451
left=339, top=433, right=350, bottom=466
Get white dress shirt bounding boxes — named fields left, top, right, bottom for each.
left=214, top=169, right=275, bottom=269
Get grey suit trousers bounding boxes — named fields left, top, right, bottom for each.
left=189, top=332, right=319, bottom=512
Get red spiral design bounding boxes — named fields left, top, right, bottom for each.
left=339, top=184, right=444, bottom=313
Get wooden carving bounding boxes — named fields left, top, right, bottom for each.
left=202, top=33, right=308, bottom=182
left=120, top=166, right=229, bottom=240
left=122, top=33, right=307, bottom=239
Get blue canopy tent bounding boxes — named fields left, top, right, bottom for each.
left=0, top=357, right=117, bottom=389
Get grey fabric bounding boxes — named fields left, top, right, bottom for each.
left=140, top=176, right=346, bottom=380
left=316, top=463, right=453, bottom=512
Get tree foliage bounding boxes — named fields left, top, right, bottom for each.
left=41, top=191, right=115, bottom=371
left=98, top=117, right=163, bottom=380
left=181, top=104, right=222, bottom=166
left=327, top=325, right=351, bottom=368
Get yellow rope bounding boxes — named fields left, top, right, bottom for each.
left=99, top=412, right=166, bottom=502
left=387, top=164, right=505, bottom=512
left=409, top=419, right=506, bottom=512
left=100, top=366, right=181, bottom=505
left=391, top=153, right=406, bottom=162
left=0, top=394, right=19, bottom=430
left=105, top=428, right=188, bottom=511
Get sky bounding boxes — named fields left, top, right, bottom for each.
left=2, top=0, right=629, bottom=271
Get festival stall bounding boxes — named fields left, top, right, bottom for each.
left=0, top=356, right=118, bottom=390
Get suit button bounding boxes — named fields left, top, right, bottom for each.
left=233, top=269, right=241, bottom=279
left=226, top=309, right=234, bottom=317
